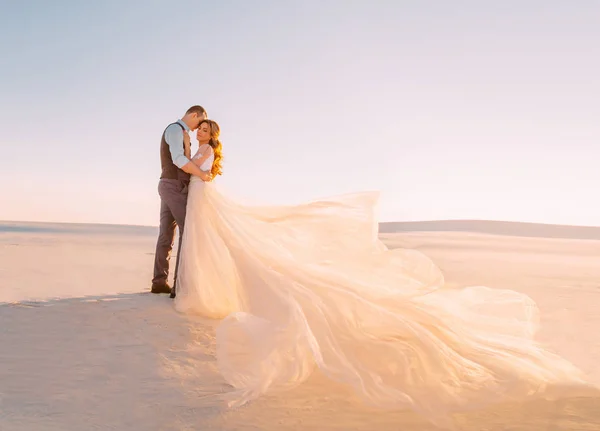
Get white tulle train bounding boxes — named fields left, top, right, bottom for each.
left=175, top=179, right=590, bottom=421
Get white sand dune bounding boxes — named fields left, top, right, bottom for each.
left=1, top=222, right=600, bottom=430
left=380, top=219, right=600, bottom=240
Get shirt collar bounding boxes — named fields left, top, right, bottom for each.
left=176, top=119, right=190, bottom=132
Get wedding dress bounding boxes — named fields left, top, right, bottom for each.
left=175, top=148, right=590, bottom=422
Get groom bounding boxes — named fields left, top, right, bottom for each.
left=151, top=105, right=212, bottom=297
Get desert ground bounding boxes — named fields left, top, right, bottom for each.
left=1, top=221, right=599, bottom=430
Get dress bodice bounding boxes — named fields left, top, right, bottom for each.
left=192, top=145, right=214, bottom=172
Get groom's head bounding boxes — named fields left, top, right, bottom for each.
left=182, top=105, right=208, bottom=130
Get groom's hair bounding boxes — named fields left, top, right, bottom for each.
left=185, top=105, right=207, bottom=116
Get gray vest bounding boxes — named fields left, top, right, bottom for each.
left=159, top=122, right=191, bottom=182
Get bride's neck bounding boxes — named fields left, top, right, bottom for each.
left=198, top=139, right=210, bottom=146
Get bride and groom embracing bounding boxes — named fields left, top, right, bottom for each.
left=149, top=105, right=591, bottom=423
left=150, top=105, right=217, bottom=298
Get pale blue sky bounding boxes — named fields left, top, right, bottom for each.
left=1, top=1, right=599, bottom=226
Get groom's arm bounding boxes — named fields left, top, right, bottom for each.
left=182, top=161, right=212, bottom=181
left=165, top=125, right=211, bottom=181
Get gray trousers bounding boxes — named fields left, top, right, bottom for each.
left=152, top=179, right=189, bottom=288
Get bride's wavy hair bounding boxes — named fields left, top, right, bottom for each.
left=199, top=119, right=223, bottom=177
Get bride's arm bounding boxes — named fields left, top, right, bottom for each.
left=169, top=126, right=211, bottom=181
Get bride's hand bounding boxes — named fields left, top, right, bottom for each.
left=183, top=132, right=191, bottom=157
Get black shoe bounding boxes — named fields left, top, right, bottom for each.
left=151, top=283, right=172, bottom=294
left=169, top=285, right=176, bottom=299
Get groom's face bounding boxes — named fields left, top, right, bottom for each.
left=191, top=112, right=208, bottom=130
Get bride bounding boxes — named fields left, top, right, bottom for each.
left=174, top=119, right=591, bottom=421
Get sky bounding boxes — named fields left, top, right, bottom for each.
left=1, top=0, right=599, bottom=227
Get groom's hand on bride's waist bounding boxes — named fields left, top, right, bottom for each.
left=181, top=160, right=211, bottom=181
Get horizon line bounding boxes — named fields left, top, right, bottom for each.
left=2, top=218, right=599, bottom=230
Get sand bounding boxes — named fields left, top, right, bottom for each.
left=1, top=223, right=599, bottom=430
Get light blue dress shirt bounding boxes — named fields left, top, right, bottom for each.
left=165, top=119, right=191, bottom=169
